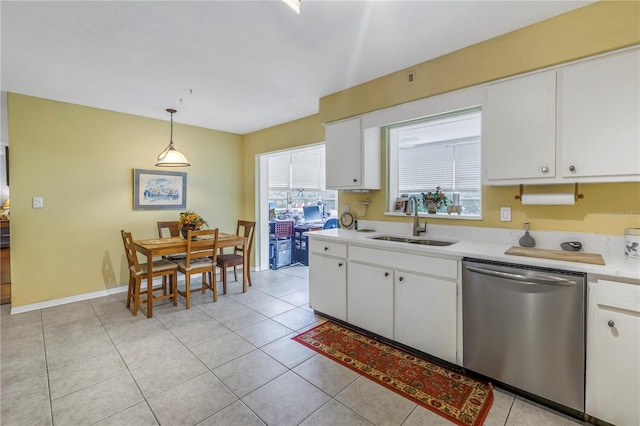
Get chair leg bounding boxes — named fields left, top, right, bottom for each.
left=162, top=275, right=168, bottom=295
left=201, top=273, right=207, bottom=293
left=233, top=266, right=238, bottom=282
left=172, top=272, right=178, bottom=306
left=211, top=272, right=217, bottom=303
left=246, top=264, right=252, bottom=286
left=185, top=274, right=191, bottom=310
left=132, top=277, right=141, bottom=316
left=222, top=266, right=228, bottom=295
left=126, top=275, right=134, bottom=308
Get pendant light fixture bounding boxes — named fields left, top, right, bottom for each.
left=156, top=108, right=190, bottom=167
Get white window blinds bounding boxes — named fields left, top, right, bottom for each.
left=398, top=140, right=479, bottom=193
left=268, top=153, right=291, bottom=190
left=292, top=150, right=323, bottom=190
left=267, top=146, right=326, bottom=191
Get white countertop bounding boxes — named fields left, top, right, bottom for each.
left=305, top=225, right=640, bottom=281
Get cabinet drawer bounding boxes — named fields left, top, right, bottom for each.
left=310, top=240, right=347, bottom=258
left=350, top=245, right=457, bottom=280
left=596, top=279, right=640, bottom=313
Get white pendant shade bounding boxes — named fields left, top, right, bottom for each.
left=156, top=144, right=190, bottom=167
left=156, top=108, right=190, bottom=167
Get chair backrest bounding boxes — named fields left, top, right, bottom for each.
left=157, top=220, right=180, bottom=238
left=185, top=228, right=219, bottom=268
left=234, top=220, right=256, bottom=257
left=121, top=230, right=142, bottom=274
left=323, top=218, right=339, bottom=229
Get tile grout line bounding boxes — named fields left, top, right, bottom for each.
left=88, top=298, right=163, bottom=426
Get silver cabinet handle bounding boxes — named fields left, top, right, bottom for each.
left=608, top=320, right=615, bottom=328
left=541, top=166, right=549, bottom=173
left=569, top=165, right=576, bottom=172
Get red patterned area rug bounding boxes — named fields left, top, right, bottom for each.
left=293, top=321, right=493, bottom=426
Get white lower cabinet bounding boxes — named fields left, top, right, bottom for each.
left=586, top=277, right=640, bottom=426
left=394, top=270, right=456, bottom=363
left=308, top=241, right=347, bottom=321
left=347, top=262, right=393, bottom=339
left=347, top=245, right=459, bottom=364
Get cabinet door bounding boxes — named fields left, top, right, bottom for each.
left=347, top=262, right=393, bottom=339
left=309, top=254, right=347, bottom=321
left=559, top=49, right=640, bottom=179
left=587, top=307, right=640, bottom=426
left=394, top=271, right=457, bottom=363
left=325, top=118, right=362, bottom=189
left=484, top=70, right=557, bottom=182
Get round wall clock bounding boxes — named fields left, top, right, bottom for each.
left=339, top=211, right=355, bottom=230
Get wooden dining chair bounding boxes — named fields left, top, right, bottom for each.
left=157, top=220, right=180, bottom=238
left=217, top=220, right=255, bottom=294
left=120, top=230, right=179, bottom=318
left=175, top=228, right=219, bottom=309
left=156, top=220, right=187, bottom=262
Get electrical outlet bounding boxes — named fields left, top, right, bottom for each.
left=500, top=207, right=511, bottom=222
left=33, top=197, right=44, bottom=209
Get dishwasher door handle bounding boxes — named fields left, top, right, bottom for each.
left=465, top=265, right=577, bottom=286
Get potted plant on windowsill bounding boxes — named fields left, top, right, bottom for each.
left=421, top=187, right=450, bottom=214
left=178, top=211, right=208, bottom=239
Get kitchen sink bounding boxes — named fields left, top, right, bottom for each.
left=408, top=239, right=456, bottom=246
left=371, top=235, right=457, bottom=246
left=372, top=236, right=415, bottom=243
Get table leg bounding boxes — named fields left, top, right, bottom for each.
left=146, top=252, right=154, bottom=318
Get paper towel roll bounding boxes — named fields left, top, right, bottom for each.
left=521, top=193, right=575, bottom=205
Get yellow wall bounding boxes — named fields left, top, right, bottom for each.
left=243, top=0, right=640, bottom=236
left=8, top=94, right=243, bottom=307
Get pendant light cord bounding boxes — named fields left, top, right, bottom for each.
left=169, top=110, right=174, bottom=147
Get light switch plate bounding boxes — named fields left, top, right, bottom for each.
left=33, top=197, right=44, bottom=208
left=500, top=207, right=511, bottom=222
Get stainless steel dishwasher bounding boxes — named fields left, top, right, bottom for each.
left=462, top=258, right=586, bottom=412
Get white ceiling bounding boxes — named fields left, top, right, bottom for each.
left=1, top=0, right=593, bottom=135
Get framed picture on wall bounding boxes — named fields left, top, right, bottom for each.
left=133, top=169, right=187, bottom=210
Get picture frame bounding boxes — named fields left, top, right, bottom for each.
left=133, top=168, right=187, bottom=210
left=393, top=196, right=409, bottom=213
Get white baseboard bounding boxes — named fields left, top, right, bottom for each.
left=10, top=285, right=129, bottom=315
left=9, top=267, right=249, bottom=315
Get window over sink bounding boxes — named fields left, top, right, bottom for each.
left=387, top=107, right=482, bottom=218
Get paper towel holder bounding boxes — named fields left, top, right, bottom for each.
left=514, top=183, right=584, bottom=202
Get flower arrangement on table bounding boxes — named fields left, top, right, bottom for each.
left=420, top=187, right=450, bottom=213
left=178, top=211, right=208, bottom=238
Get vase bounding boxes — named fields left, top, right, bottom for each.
left=180, top=224, right=198, bottom=239
left=426, top=201, right=438, bottom=214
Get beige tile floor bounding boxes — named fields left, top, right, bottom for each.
left=1, top=265, right=587, bottom=426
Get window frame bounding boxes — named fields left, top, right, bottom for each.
left=385, top=107, right=483, bottom=220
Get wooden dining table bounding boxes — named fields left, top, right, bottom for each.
left=133, top=233, right=248, bottom=317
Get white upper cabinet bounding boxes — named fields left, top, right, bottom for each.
left=325, top=117, right=380, bottom=190
left=484, top=47, right=640, bottom=185
left=485, top=70, right=557, bottom=182
left=559, top=49, right=640, bottom=180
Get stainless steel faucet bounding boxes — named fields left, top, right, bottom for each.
left=409, top=196, right=426, bottom=236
